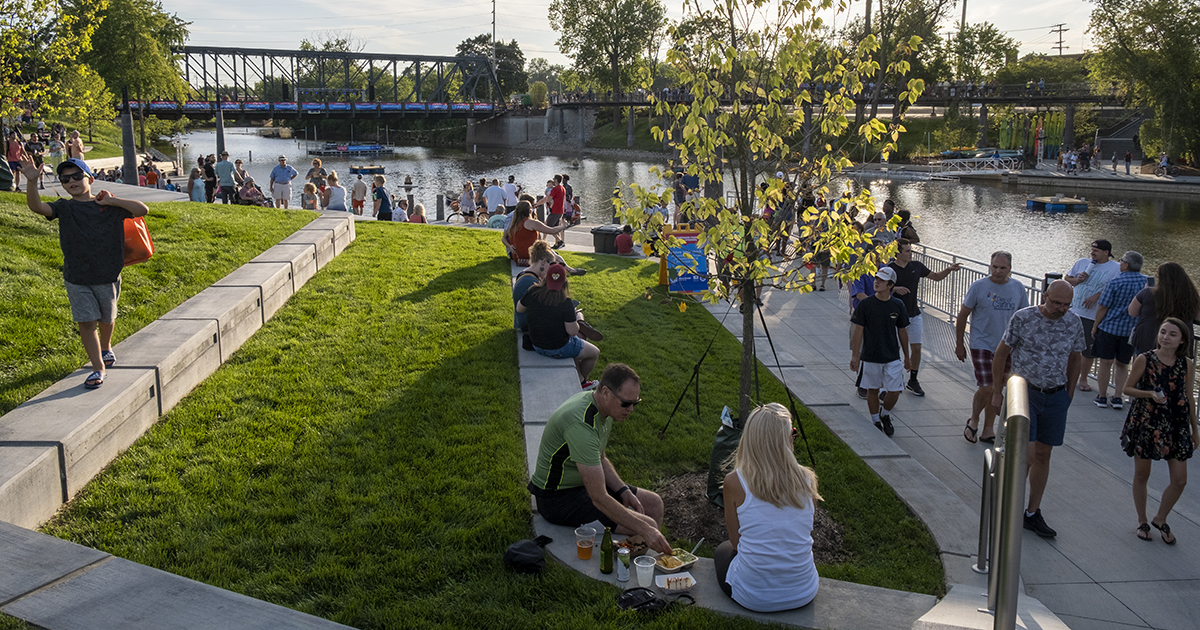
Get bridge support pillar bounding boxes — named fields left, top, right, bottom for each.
left=579, top=108, right=586, bottom=151
left=215, top=108, right=226, bottom=156
left=627, top=107, right=635, bottom=148
left=1063, top=105, right=1075, bottom=150
left=120, top=88, right=137, bottom=188
left=466, top=117, right=476, bottom=151
left=978, top=104, right=989, bottom=148
left=559, top=108, right=566, bottom=143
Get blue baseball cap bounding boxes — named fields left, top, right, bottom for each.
left=56, top=158, right=94, bottom=178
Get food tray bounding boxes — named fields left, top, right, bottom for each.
left=653, top=549, right=698, bottom=573
left=656, top=571, right=695, bottom=594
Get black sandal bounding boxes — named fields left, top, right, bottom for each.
left=1151, top=521, right=1176, bottom=545
left=1137, top=523, right=1152, bottom=541
left=963, top=422, right=978, bottom=444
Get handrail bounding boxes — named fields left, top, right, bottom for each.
left=973, top=449, right=996, bottom=575
left=991, top=376, right=1031, bottom=630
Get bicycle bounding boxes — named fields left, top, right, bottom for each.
left=1153, top=164, right=1180, bottom=177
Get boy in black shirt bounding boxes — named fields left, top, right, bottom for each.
left=19, top=156, right=149, bottom=389
left=850, top=267, right=911, bottom=436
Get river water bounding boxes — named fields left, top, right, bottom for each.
left=179, top=130, right=1200, bottom=281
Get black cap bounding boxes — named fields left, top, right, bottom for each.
left=1092, top=239, right=1112, bottom=254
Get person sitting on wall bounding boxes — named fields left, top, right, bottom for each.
left=516, top=262, right=603, bottom=389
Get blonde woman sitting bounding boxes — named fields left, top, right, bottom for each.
left=716, top=403, right=821, bottom=612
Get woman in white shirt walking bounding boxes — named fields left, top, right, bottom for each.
left=716, top=402, right=821, bottom=612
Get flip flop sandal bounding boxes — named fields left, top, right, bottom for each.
left=84, top=371, right=104, bottom=389
left=1152, top=521, right=1176, bottom=545
left=1137, top=523, right=1153, bottom=541
left=101, top=350, right=116, bottom=368
left=980, top=434, right=996, bottom=444
left=1078, top=382, right=1093, bottom=392
left=963, top=422, right=978, bottom=444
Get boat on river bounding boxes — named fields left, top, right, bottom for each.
left=350, top=165, right=386, bottom=175
left=1027, top=195, right=1089, bottom=213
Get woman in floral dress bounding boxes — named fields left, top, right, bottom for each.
left=1121, top=317, right=1198, bottom=544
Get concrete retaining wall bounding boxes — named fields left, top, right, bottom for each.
left=0, top=213, right=357, bottom=530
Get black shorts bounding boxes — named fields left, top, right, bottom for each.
left=1079, top=317, right=1096, bottom=359
left=1093, top=329, right=1134, bottom=364
left=546, top=213, right=564, bottom=228
left=529, top=482, right=639, bottom=528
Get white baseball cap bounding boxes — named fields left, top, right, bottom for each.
left=875, top=267, right=897, bottom=283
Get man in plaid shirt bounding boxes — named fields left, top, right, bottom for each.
left=1091, top=251, right=1147, bottom=409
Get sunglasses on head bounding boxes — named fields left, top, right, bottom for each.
left=59, top=172, right=87, bottom=183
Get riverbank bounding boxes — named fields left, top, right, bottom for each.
left=847, top=161, right=1200, bottom=195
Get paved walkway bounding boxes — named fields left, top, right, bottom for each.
left=705, top=271, right=1200, bottom=630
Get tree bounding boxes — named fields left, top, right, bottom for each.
left=1, top=0, right=104, bottom=120
left=1089, top=0, right=1200, bottom=160
left=529, top=81, right=549, bottom=108
left=549, top=0, right=666, bottom=124
left=81, top=0, right=188, bottom=149
left=615, top=0, right=923, bottom=421
left=951, top=22, right=1018, bottom=82
left=457, top=34, right=528, bottom=100
left=53, top=64, right=114, bottom=141
left=528, top=57, right=565, bottom=93
left=994, top=53, right=1087, bottom=86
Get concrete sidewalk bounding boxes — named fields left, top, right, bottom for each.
left=712, top=277, right=1200, bottom=630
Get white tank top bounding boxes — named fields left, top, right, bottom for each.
left=727, top=470, right=819, bottom=612
left=326, top=185, right=346, bottom=209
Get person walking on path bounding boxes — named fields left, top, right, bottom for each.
left=527, top=363, right=672, bottom=554
left=990, top=280, right=1087, bottom=538
left=1092, top=251, right=1148, bottom=410
left=955, top=252, right=1029, bottom=443
left=214, top=152, right=236, bottom=204
left=534, top=175, right=568, bottom=249
left=888, top=238, right=962, bottom=396
left=716, top=403, right=821, bottom=612
left=1064, top=239, right=1121, bottom=392
left=850, top=267, right=911, bottom=437
left=1127, top=262, right=1200, bottom=356
left=1121, top=317, right=1197, bottom=545
left=1124, top=151, right=1132, bottom=175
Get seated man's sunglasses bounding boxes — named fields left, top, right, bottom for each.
left=59, top=172, right=88, bottom=183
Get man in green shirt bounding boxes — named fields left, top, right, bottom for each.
left=529, top=363, right=671, bottom=553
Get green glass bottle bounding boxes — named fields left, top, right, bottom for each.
left=599, top=527, right=614, bottom=574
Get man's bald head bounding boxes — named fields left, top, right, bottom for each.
left=1041, top=280, right=1074, bottom=319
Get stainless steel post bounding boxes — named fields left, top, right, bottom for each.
left=986, top=444, right=1004, bottom=610
left=973, top=448, right=995, bottom=574
left=994, top=375, right=1030, bottom=630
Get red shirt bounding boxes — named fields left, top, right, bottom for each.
left=549, top=185, right=566, bottom=215
left=615, top=233, right=634, bottom=255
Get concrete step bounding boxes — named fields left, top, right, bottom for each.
left=214, top=261, right=295, bottom=322
left=112, top=318, right=221, bottom=415
left=914, top=584, right=1069, bottom=630
left=251, top=243, right=319, bottom=291
left=160, top=285, right=264, bottom=362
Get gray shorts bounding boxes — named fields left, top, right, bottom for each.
left=65, top=278, right=121, bottom=323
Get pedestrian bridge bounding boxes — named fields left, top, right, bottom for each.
left=928, top=156, right=1023, bottom=176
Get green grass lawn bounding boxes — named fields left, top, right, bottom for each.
left=37, top=224, right=942, bottom=628
left=0, top=192, right=317, bottom=414
left=590, top=114, right=671, bottom=153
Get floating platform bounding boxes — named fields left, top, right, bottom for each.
left=1027, top=195, right=1089, bottom=213
left=307, top=143, right=396, bottom=157
left=350, top=165, right=385, bottom=175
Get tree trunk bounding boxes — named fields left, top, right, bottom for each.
left=739, top=280, right=756, bottom=421
left=137, top=88, right=146, bottom=151
left=612, top=56, right=621, bottom=128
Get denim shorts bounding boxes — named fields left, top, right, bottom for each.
left=1027, top=387, right=1070, bottom=446
left=534, top=335, right=583, bottom=359
left=65, top=277, right=121, bottom=323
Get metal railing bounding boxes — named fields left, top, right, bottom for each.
left=930, top=157, right=1023, bottom=174
left=975, top=375, right=1031, bottom=629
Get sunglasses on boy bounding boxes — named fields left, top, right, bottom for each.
left=59, top=172, right=87, bottom=183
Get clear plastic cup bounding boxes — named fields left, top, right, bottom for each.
left=575, top=527, right=596, bottom=560
left=634, top=555, right=656, bottom=587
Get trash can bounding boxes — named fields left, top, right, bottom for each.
left=590, top=224, right=623, bottom=254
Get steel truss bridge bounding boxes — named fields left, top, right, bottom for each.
left=134, top=46, right=505, bottom=119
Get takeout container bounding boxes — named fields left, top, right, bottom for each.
left=656, top=571, right=696, bottom=594
left=653, top=549, right=698, bottom=573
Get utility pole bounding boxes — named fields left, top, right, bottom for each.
left=1050, top=24, right=1069, bottom=56
left=492, top=0, right=498, bottom=101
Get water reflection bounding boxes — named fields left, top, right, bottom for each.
left=180, top=130, right=1200, bottom=281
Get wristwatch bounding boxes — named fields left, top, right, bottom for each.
left=615, top=484, right=631, bottom=498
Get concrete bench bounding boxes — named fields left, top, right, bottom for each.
left=301, top=216, right=354, bottom=256
left=281, top=230, right=336, bottom=269
left=0, top=446, right=61, bottom=529
left=112, top=318, right=221, bottom=415
left=160, top=285, right=263, bottom=362
left=214, top=261, right=295, bottom=323
left=251, top=243, right=319, bottom=291
left=0, top=367, right=159, bottom=509
left=0, top=521, right=352, bottom=629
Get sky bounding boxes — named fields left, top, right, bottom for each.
left=165, top=0, right=1098, bottom=69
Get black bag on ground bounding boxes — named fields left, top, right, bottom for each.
left=503, top=535, right=553, bottom=574
left=706, top=406, right=743, bottom=509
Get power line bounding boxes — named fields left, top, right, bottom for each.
left=1049, top=24, right=1069, bottom=55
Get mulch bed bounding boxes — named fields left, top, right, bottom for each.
left=658, top=472, right=850, bottom=565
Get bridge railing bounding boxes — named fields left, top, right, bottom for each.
left=930, top=156, right=1023, bottom=173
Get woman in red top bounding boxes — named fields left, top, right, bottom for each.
left=503, top=201, right=565, bottom=265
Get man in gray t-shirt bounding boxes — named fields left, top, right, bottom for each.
left=955, top=252, right=1029, bottom=443
left=990, top=280, right=1086, bottom=539
left=1064, top=239, right=1120, bottom=388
